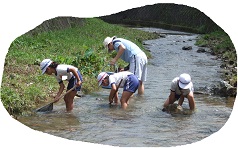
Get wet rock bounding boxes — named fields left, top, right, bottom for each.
left=162, top=104, right=193, bottom=115
left=197, top=48, right=206, bottom=53
left=227, top=87, right=237, bottom=97
left=193, top=91, right=210, bottom=95
left=212, top=80, right=237, bottom=97
left=143, top=42, right=150, bottom=46
left=218, top=60, right=236, bottom=90
left=146, top=49, right=151, bottom=52
left=228, top=60, right=235, bottom=65
left=163, top=104, right=183, bottom=113
left=182, top=46, right=192, bottom=50
left=220, top=63, right=227, bottom=69
left=159, top=34, right=166, bottom=38
left=96, top=97, right=104, bottom=101
left=76, top=92, right=84, bottom=97
left=230, top=79, right=237, bottom=87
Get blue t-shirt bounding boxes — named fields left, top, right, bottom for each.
left=113, top=38, right=143, bottom=63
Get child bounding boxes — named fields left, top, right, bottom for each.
left=40, top=59, right=83, bottom=112
left=163, top=73, right=195, bottom=111
left=97, top=71, right=139, bottom=109
left=103, top=36, right=147, bottom=95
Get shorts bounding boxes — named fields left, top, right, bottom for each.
left=175, top=94, right=181, bottom=100
left=67, top=70, right=83, bottom=91
left=175, top=93, right=190, bottom=100
left=129, top=52, right=147, bottom=82
left=123, top=75, right=139, bottom=93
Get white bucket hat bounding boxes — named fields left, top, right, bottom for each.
left=178, top=73, right=192, bottom=89
left=97, top=72, right=109, bottom=86
left=103, top=37, right=113, bottom=49
left=40, top=59, right=53, bottom=74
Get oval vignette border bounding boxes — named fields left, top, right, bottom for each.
left=0, top=1, right=237, bottom=148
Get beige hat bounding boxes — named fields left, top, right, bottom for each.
left=103, top=37, right=113, bottom=49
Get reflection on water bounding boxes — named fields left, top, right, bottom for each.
left=17, top=28, right=234, bottom=147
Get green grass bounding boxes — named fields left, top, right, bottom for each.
left=196, top=30, right=237, bottom=87
left=1, top=18, right=157, bottom=116
left=196, top=31, right=236, bottom=61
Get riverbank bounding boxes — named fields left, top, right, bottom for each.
left=195, top=31, right=237, bottom=97
left=135, top=27, right=236, bottom=98
left=1, top=18, right=158, bottom=116
left=134, top=27, right=236, bottom=98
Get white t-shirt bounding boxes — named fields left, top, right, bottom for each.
left=54, top=64, right=78, bottom=83
left=170, top=77, right=194, bottom=96
left=109, top=71, right=133, bottom=88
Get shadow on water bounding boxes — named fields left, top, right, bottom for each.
left=17, top=27, right=235, bottom=147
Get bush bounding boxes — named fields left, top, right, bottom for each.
left=1, top=18, right=157, bottom=115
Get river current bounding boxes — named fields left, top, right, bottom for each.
left=17, top=27, right=234, bottom=147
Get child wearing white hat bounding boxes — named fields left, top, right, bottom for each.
left=103, top=36, right=147, bottom=95
left=163, top=73, right=195, bottom=111
left=40, top=59, right=83, bottom=112
left=97, top=71, right=139, bottom=109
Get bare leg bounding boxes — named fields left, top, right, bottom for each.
left=138, top=80, right=144, bottom=95
left=120, top=91, right=133, bottom=109
left=187, top=94, right=195, bottom=110
left=64, top=90, right=77, bottom=112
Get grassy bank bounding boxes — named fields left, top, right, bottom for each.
left=1, top=18, right=158, bottom=116
left=196, top=30, right=237, bottom=86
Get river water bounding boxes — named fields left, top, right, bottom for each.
left=17, top=28, right=235, bottom=147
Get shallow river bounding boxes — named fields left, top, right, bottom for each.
left=18, top=28, right=235, bottom=147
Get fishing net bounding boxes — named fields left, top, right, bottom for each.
left=36, top=102, right=53, bottom=112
